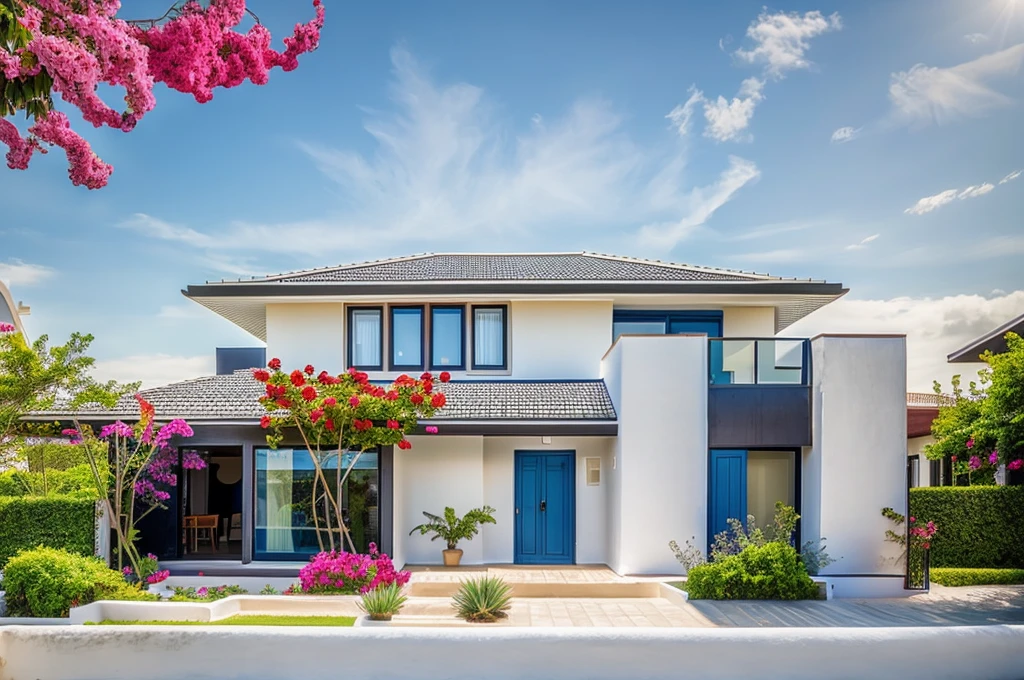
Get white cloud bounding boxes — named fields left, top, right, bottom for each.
left=701, top=78, right=765, bottom=142
left=91, top=354, right=215, bottom=390
left=638, top=156, right=760, bottom=248
left=964, top=33, right=990, bottom=44
left=126, top=47, right=761, bottom=256
left=666, top=87, right=704, bottom=137
left=1000, top=169, right=1022, bottom=184
left=0, top=260, right=55, bottom=287
left=787, top=290, right=1024, bottom=392
left=888, top=43, right=1024, bottom=126
left=734, top=10, right=842, bottom=78
left=846, top=233, right=880, bottom=250
left=830, top=126, right=860, bottom=143
left=905, top=171, right=1015, bottom=215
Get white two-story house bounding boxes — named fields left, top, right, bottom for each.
left=46, top=252, right=909, bottom=596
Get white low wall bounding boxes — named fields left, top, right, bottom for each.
left=1, top=625, right=1021, bottom=680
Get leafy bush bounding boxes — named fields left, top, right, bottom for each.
left=358, top=583, right=408, bottom=620
left=452, top=575, right=513, bottom=622
left=260, top=584, right=280, bottom=595
left=0, top=495, right=95, bottom=569
left=169, top=585, right=248, bottom=601
left=909, top=486, right=1024, bottom=568
left=930, top=568, right=1024, bottom=587
left=3, top=547, right=156, bottom=618
left=409, top=506, right=497, bottom=550
left=298, top=543, right=410, bottom=594
left=686, top=542, right=820, bottom=601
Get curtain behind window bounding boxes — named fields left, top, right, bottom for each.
left=474, top=308, right=504, bottom=366
left=351, top=310, right=381, bottom=366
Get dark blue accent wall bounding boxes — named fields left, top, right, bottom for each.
left=216, top=347, right=267, bottom=375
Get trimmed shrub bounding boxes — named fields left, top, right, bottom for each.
left=930, top=568, right=1024, bottom=587
left=3, top=547, right=157, bottom=618
left=686, top=542, right=820, bottom=600
left=452, top=576, right=513, bottom=622
left=909, top=486, right=1024, bottom=568
left=0, top=495, right=96, bottom=569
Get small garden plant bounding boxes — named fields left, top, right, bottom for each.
left=409, top=505, right=496, bottom=565
left=169, top=585, right=248, bottom=602
left=297, top=543, right=410, bottom=595
left=358, top=583, right=408, bottom=621
left=452, top=575, right=512, bottom=622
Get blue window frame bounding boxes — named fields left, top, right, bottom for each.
left=347, top=307, right=383, bottom=371
left=389, top=306, right=424, bottom=371
left=612, top=310, right=723, bottom=341
left=430, top=305, right=465, bottom=371
left=471, top=305, right=508, bottom=370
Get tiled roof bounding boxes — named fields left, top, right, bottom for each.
left=32, top=371, right=617, bottom=422
left=907, top=392, right=954, bottom=407
left=251, top=253, right=786, bottom=284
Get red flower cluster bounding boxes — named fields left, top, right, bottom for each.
left=290, top=370, right=306, bottom=387
left=301, top=386, right=318, bottom=401
left=386, top=419, right=400, bottom=430
left=397, top=440, right=412, bottom=450
left=268, top=358, right=282, bottom=370
left=304, top=364, right=315, bottom=375
left=253, top=369, right=270, bottom=382
left=260, top=415, right=271, bottom=429
left=431, top=393, right=446, bottom=408
left=353, top=419, right=373, bottom=432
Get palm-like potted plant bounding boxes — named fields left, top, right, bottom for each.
left=410, top=506, right=497, bottom=566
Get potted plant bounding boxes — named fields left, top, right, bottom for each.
left=358, top=583, right=407, bottom=622
left=409, top=506, right=496, bottom=566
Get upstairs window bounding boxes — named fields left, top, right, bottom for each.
left=348, top=307, right=383, bottom=370
left=390, top=306, right=424, bottom=370
left=472, top=305, right=507, bottom=370
left=430, top=306, right=465, bottom=370
left=612, top=310, right=722, bottom=341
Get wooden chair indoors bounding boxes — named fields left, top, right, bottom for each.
left=184, top=514, right=220, bottom=553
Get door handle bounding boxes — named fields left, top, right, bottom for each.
left=540, top=500, right=546, bottom=512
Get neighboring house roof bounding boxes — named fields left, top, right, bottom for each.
left=906, top=393, right=951, bottom=439
left=0, top=280, right=26, bottom=337
left=183, top=252, right=848, bottom=339
left=906, top=392, right=953, bottom=407
left=948, top=311, right=1024, bottom=363
left=27, top=371, right=618, bottom=423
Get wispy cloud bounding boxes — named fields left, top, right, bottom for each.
left=0, top=260, right=55, bottom=287
left=734, top=10, right=843, bottom=78
left=964, top=33, right=990, bottom=44
left=830, top=126, right=860, bottom=143
left=726, top=219, right=828, bottom=242
left=888, top=43, right=1024, bottom=127
left=846, top=234, right=880, bottom=251
left=676, top=10, right=840, bottom=143
left=905, top=170, right=1018, bottom=215
left=124, top=47, right=761, bottom=255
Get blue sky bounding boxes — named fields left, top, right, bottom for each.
left=1, top=0, right=1022, bottom=390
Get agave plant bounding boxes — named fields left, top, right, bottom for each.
left=358, top=583, right=408, bottom=621
left=452, top=575, right=512, bottom=623
left=409, top=506, right=497, bottom=550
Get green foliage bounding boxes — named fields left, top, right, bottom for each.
left=0, top=495, right=95, bottom=568
left=20, top=440, right=100, bottom=472
left=2, top=547, right=156, bottom=618
left=259, top=584, right=280, bottom=595
left=686, top=542, right=820, bottom=601
left=169, top=585, right=249, bottom=602
left=451, top=575, right=513, bottom=622
left=981, top=333, right=1024, bottom=462
left=0, top=464, right=102, bottom=499
left=0, top=2, right=55, bottom=119
left=909, top=486, right=1024, bottom=568
left=930, top=568, right=1024, bottom=587
left=358, top=583, right=408, bottom=620
left=410, top=505, right=497, bottom=551
left=926, top=375, right=988, bottom=464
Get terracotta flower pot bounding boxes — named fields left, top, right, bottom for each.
left=443, top=548, right=463, bottom=567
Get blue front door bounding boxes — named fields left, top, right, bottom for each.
left=515, top=451, right=575, bottom=564
left=708, top=450, right=747, bottom=551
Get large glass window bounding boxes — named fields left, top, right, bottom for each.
left=255, top=448, right=379, bottom=560
left=472, top=305, right=507, bottom=370
left=612, top=310, right=722, bottom=342
left=431, top=306, right=464, bottom=370
left=746, top=450, right=796, bottom=530
left=348, top=307, right=382, bottom=370
left=390, top=306, right=424, bottom=370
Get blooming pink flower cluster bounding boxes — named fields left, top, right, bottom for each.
left=146, top=569, right=170, bottom=585
left=1, top=0, right=324, bottom=188
left=297, top=544, right=410, bottom=595
left=0, top=322, right=17, bottom=333
left=907, top=516, right=938, bottom=551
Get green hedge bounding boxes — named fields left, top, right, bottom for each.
left=3, top=547, right=156, bottom=618
left=931, top=568, right=1024, bottom=587
left=686, top=542, right=819, bottom=600
left=0, top=496, right=96, bottom=569
left=910, top=486, right=1024, bottom=569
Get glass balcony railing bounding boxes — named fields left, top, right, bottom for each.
left=709, top=338, right=810, bottom=385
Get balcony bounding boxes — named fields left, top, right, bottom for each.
left=707, top=338, right=812, bottom=449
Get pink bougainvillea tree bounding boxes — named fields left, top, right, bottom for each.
left=257, top=360, right=449, bottom=553
left=0, top=0, right=324, bottom=188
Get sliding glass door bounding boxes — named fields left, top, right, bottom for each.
left=254, top=448, right=379, bottom=560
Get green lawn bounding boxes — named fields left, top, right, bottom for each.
left=669, top=581, right=688, bottom=592
left=92, top=614, right=356, bottom=627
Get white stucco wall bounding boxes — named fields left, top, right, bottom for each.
left=507, top=300, right=613, bottom=379
left=394, top=436, right=485, bottom=566
left=601, top=335, right=708, bottom=575
left=807, top=335, right=908, bottom=578
left=481, top=437, right=613, bottom=564
left=265, top=303, right=345, bottom=374
left=722, top=306, right=775, bottom=337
